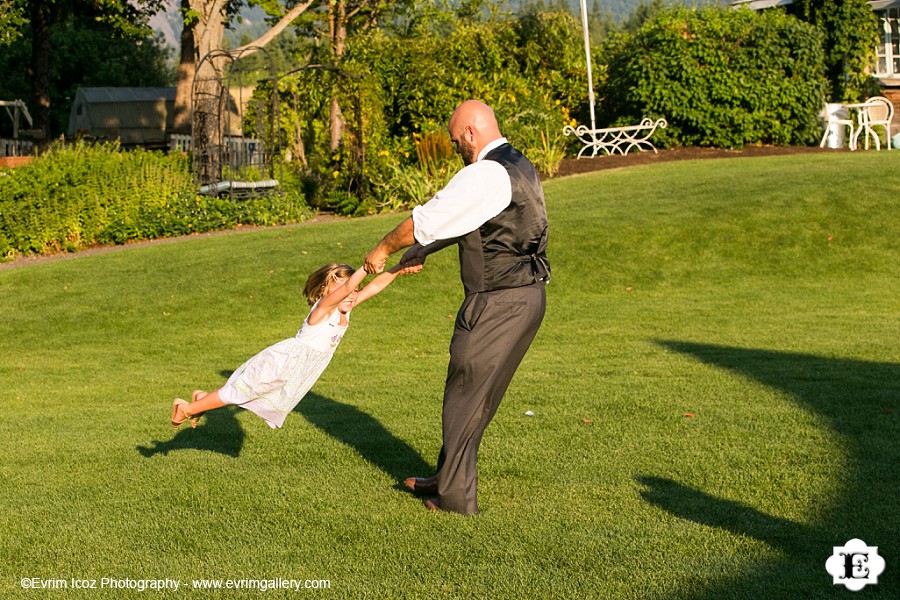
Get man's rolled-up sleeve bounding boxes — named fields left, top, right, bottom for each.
left=412, top=160, right=512, bottom=246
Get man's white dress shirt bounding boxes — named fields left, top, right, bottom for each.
left=412, top=137, right=513, bottom=246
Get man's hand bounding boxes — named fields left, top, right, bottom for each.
left=366, top=217, right=417, bottom=274
left=365, top=246, right=388, bottom=274
left=400, top=244, right=428, bottom=270
left=366, top=217, right=416, bottom=273
left=395, top=259, right=424, bottom=275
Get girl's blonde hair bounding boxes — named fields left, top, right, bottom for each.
left=303, top=263, right=355, bottom=305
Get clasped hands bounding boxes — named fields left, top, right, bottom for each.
left=365, top=243, right=427, bottom=275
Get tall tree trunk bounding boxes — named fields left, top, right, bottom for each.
left=29, top=1, right=52, bottom=143
left=329, top=0, right=346, bottom=154
left=187, top=0, right=228, bottom=183
left=193, top=0, right=227, bottom=69
left=329, top=96, right=344, bottom=154
left=172, top=0, right=227, bottom=138
left=172, top=0, right=196, bottom=134
left=174, top=0, right=315, bottom=136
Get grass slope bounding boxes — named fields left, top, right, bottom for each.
left=1, top=152, right=898, bottom=598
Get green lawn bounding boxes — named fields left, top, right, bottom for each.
left=1, top=151, right=898, bottom=598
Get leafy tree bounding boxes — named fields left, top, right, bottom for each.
left=601, top=6, right=827, bottom=147
left=170, top=0, right=315, bottom=134
left=0, top=11, right=171, bottom=138
left=4, top=0, right=167, bottom=141
left=622, top=0, right=665, bottom=33
left=248, top=0, right=389, bottom=152
left=271, top=5, right=585, bottom=214
left=587, top=0, right=619, bottom=41
left=785, top=0, right=880, bottom=102
left=0, top=0, right=27, bottom=45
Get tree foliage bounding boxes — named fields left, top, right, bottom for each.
left=600, top=6, right=828, bottom=148
left=0, top=13, right=171, bottom=138
left=1, top=0, right=168, bottom=139
left=0, top=0, right=27, bottom=45
left=269, top=7, right=588, bottom=215
left=786, top=0, right=880, bottom=102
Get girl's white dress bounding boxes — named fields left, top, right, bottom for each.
left=219, top=301, right=348, bottom=428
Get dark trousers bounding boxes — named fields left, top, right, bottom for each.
left=435, top=283, right=546, bottom=514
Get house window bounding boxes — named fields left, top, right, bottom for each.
left=876, top=8, right=900, bottom=77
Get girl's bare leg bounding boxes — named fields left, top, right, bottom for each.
left=173, top=390, right=227, bottom=428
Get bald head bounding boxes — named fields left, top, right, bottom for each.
left=448, top=100, right=502, bottom=165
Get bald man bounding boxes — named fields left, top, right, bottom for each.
left=365, top=100, right=550, bottom=515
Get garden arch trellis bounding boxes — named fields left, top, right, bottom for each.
left=280, top=64, right=366, bottom=201
left=191, top=46, right=281, bottom=198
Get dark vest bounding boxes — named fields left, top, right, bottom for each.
left=458, top=143, right=550, bottom=296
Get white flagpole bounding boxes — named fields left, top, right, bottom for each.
left=579, top=0, right=597, bottom=132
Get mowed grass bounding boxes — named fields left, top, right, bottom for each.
left=1, top=151, right=898, bottom=599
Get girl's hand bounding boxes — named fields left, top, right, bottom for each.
left=395, top=259, right=423, bottom=275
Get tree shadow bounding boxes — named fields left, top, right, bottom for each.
left=639, top=341, right=899, bottom=597
left=295, top=392, right=433, bottom=490
left=636, top=476, right=817, bottom=556
left=137, top=405, right=244, bottom=458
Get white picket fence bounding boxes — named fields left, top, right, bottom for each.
left=0, top=138, right=34, bottom=157
left=169, top=134, right=267, bottom=166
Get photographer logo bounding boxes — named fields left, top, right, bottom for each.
left=825, top=539, right=885, bottom=591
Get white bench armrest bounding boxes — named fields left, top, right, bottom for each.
left=563, top=118, right=668, bottom=158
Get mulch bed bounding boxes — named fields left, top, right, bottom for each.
left=554, top=144, right=840, bottom=178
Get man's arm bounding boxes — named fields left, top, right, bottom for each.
left=354, top=261, right=421, bottom=306
left=366, top=160, right=510, bottom=273
left=365, top=216, right=416, bottom=273
left=400, top=237, right=460, bottom=268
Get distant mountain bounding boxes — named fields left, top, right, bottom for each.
left=148, top=2, right=181, bottom=50
left=148, top=1, right=272, bottom=54
left=514, top=0, right=726, bottom=24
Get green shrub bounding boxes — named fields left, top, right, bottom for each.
left=785, top=0, right=880, bottom=103
left=269, top=10, right=587, bottom=215
left=600, top=6, right=828, bottom=148
left=0, top=141, right=310, bottom=259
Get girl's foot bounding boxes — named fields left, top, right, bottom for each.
left=171, top=398, right=191, bottom=429
left=188, top=390, right=207, bottom=427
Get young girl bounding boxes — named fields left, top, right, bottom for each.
left=170, top=261, right=417, bottom=430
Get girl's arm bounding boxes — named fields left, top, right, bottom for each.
left=353, top=261, right=420, bottom=307
left=307, top=267, right=369, bottom=325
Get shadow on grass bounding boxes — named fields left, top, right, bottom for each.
left=636, top=476, right=815, bottom=555
left=295, top=392, right=433, bottom=490
left=137, top=405, right=244, bottom=458
left=639, top=341, right=899, bottom=596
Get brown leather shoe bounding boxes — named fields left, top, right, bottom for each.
left=423, top=497, right=442, bottom=512
left=404, top=476, right=438, bottom=495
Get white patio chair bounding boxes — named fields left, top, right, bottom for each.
left=820, top=103, right=857, bottom=150
left=854, top=96, right=895, bottom=151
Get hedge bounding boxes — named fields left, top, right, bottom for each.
left=0, top=141, right=310, bottom=259
left=600, top=6, right=828, bottom=148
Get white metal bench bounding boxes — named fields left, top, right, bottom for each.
left=198, top=179, right=280, bottom=196
left=563, top=118, right=668, bottom=158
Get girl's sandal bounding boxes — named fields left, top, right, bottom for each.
left=171, top=398, right=191, bottom=429
left=188, top=390, right=206, bottom=428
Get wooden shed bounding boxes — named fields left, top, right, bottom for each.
left=66, top=87, right=176, bottom=147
